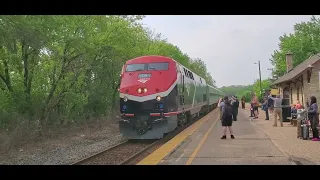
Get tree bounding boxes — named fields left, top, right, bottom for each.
left=270, top=15, right=320, bottom=79
left=0, top=15, right=217, bottom=137
left=252, top=79, right=271, bottom=99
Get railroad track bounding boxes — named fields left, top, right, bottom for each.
left=71, top=139, right=156, bottom=165
left=72, top=108, right=218, bottom=165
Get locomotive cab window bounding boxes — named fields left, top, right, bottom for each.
left=126, top=62, right=169, bottom=72
left=148, top=62, right=169, bottom=70
left=126, top=63, right=146, bottom=72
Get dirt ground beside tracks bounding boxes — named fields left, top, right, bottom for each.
left=0, top=120, right=124, bottom=165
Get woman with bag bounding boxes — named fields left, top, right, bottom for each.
left=308, top=96, right=320, bottom=141
left=251, top=94, right=259, bottom=119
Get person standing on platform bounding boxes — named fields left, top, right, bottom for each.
left=241, top=96, right=245, bottom=109
left=267, top=92, right=274, bottom=116
left=268, top=95, right=283, bottom=127
left=221, top=96, right=235, bottom=139
left=251, top=94, right=259, bottom=119
left=308, top=96, right=320, bottom=141
left=231, top=96, right=239, bottom=121
left=262, top=97, right=269, bottom=120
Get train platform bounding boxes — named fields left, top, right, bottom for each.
left=250, top=104, right=320, bottom=165
left=137, top=108, right=295, bottom=165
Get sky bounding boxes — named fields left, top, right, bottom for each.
left=141, top=15, right=318, bottom=88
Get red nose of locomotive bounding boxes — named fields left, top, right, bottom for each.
left=119, top=69, right=175, bottom=97
left=119, top=56, right=177, bottom=97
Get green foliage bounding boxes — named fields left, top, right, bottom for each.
left=0, top=15, right=216, bottom=131
left=252, top=79, right=271, bottom=98
left=269, top=15, right=320, bottom=79
left=219, top=85, right=252, bottom=97
left=220, top=79, right=271, bottom=102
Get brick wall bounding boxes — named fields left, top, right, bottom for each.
left=286, top=52, right=293, bottom=73
left=303, top=60, right=320, bottom=106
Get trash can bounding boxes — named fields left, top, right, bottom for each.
left=282, top=98, right=291, bottom=122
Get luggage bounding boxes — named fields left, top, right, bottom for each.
left=297, top=109, right=308, bottom=139
left=298, top=119, right=310, bottom=139
left=302, top=124, right=310, bottom=140
left=297, top=120, right=302, bottom=138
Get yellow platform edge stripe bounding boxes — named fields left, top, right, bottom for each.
left=137, top=109, right=219, bottom=165
left=185, top=115, right=219, bottom=165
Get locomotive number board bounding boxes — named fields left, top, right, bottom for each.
left=138, top=73, right=151, bottom=78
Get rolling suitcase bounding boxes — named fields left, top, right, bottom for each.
left=302, top=124, right=310, bottom=140
left=297, top=120, right=302, bottom=138
left=297, top=109, right=307, bottom=138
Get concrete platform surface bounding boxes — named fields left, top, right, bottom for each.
left=247, top=103, right=320, bottom=165
left=158, top=109, right=295, bottom=165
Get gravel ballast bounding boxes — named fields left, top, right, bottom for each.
left=0, top=123, right=125, bottom=165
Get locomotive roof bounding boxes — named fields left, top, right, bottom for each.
left=127, top=55, right=174, bottom=63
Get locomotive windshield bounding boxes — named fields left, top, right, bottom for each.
left=126, top=62, right=169, bottom=72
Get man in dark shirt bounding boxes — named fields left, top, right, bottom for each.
left=231, top=96, right=239, bottom=121
left=267, top=92, right=274, bottom=115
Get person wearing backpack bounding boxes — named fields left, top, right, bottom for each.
left=221, top=96, right=235, bottom=139
left=267, top=91, right=274, bottom=116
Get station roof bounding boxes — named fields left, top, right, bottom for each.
left=271, top=53, right=320, bottom=86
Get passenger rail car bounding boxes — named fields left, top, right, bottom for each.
left=119, top=55, right=225, bottom=139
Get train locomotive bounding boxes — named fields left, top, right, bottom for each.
left=119, top=55, right=225, bottom=139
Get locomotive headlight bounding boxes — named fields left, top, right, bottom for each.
left=143, top=88, right=147, bottom=93
left=137, top=88, right=142, bottom=93
left=156, top=96, right=161, bottom=101
left=123, top=96, right=128, bottom=102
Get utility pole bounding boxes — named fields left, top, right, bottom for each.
left=258, top=60, right=262, bottom=101
left=254, top=61, right=263, bottom=102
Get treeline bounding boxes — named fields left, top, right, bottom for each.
left=219, top=85, right=252, bottom=97
left=236, top=79, right=271, bottom=102
left=0, top=15, right=215, bottom=133
left=222, top=80, right=271, bottom=102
